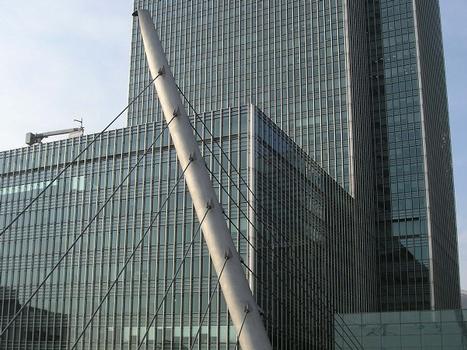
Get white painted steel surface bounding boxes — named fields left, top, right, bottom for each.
left=136, top=10, right=272, bottom=350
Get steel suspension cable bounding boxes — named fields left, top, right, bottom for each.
left=182, top=104, right=338, bottom=347
left=236, top=260, right=336, bottom=350
left=178, top=94, right=362, bottom=349
left=205, top=159, right=360, bottom=349
left=0, top=109, right=172, bottom=338
left=203, top=157, right=360, bottom=349
left=135, top=206, right=211, bottom=350
left=182, top=107, right=361, bottom=349
left=234, top=309, right=249, bottom=350
left=134, top=118, right=338, bottom=349
left=70, top=158, right=196, bottom=349
left=239, top=262, right=347, bottom=350
left=189, top=256, right=229, bottom=350
left=0, top=73, right=162, bottom=240
left=178, top=114, right=354, bottom=349
left=181, top=84, right=361, bottom=254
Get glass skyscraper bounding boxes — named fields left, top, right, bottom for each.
left=368, top=0, right=460, bottom=311
left=128, top=0, right=374, bottom=194
left=0, top=0, right=460, bottom=348
left=127, top=0, right=459, bottom=313
left=128, top=0, right=378, bottom=309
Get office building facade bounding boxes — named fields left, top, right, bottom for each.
left=128, top=0, right=360, bottom=189
left=0, top=0, right=461, bottom=348
left=367, top=0, right=460, bottom=311
left=127, top=0, right=459, bottom=313
left=0, top=106, right=368, bottom=348
left=128, top=0, right=377, bottom=309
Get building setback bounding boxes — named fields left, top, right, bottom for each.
left=127, top=0, right=459, bottom=313
left=0, top=0, right=461, bottom=348
left=128, top=0, right=377, bottom=310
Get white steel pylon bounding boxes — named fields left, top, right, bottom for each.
left=135, top=9, right=272, bottom=350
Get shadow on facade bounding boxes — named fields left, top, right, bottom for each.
left=0, top=287, right=68, bottom=349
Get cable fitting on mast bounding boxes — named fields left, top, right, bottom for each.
left=257, top=306, right=265, bottom=316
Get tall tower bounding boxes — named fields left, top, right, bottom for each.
left=127, top=0, right=378, bottom=311
left=128, top=1, right=372, bottom=193
left=128, top=0, right=461, bottom=312
left=368, top=0, right=460, bottom=311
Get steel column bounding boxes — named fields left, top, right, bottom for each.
left=136, top=9, right=272, bottom=350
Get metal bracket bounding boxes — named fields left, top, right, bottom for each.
left=206, top=200, right=213, bottom=210
left=257, top=306, right=265, bottom=316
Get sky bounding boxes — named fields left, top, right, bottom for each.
left=441, top=0, right=467, bottom=291
left=0, top=2, right=466, bottom=288
left=0, top=2, right=132, bottom=146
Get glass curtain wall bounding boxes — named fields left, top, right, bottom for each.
left=336, top=309, right=467, bottom=349
left=128, top=0, right=378, bottom=314
left=0, top=108, right=251, bottom=349
left=367, top=0, right=460, bottom=311
left=0, top=106, right=365, bottom=349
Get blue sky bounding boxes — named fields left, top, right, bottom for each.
left=441, top=0, right=467, bottom=291
left=0, top=2, right=466, bottom=288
